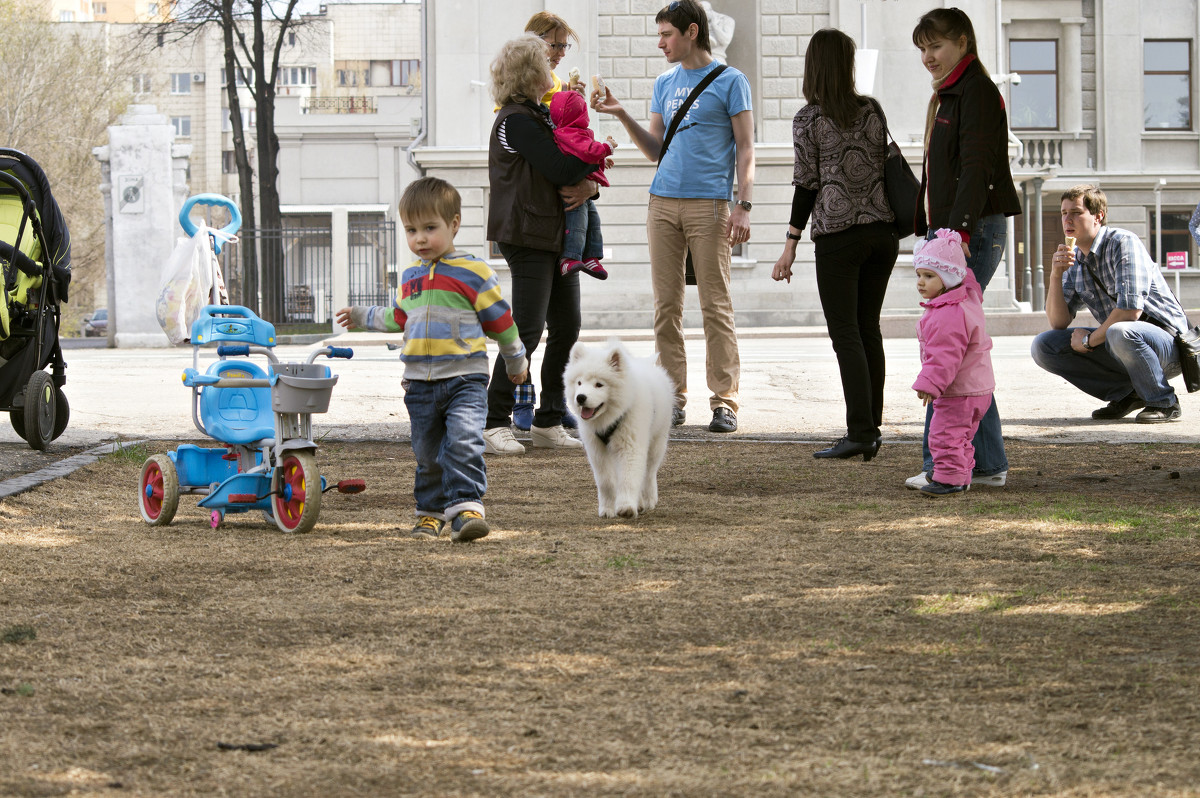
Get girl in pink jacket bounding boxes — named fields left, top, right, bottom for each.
left=912, top=229, right=996, bottom=496
left=550, top=90, right=615, bottom=280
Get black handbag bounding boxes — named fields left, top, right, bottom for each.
left=658, top=64, right=728, bottom=285
left=1178, top=324, right=1200, bottom=393
left=868, top=98, right=919, bottom=238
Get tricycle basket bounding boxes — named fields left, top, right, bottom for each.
left=271, top=362, right=337, bottom=413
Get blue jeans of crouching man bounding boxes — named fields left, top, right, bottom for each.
left=403, top=373, right=489, bottom=520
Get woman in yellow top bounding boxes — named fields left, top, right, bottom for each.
left=525, top=11, right=585, bottom=101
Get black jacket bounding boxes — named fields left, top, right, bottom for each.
left=487, top=101, right=591, bottom=252
left=917, top=57, right=1021, bottom=238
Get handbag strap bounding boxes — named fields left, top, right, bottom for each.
left=658, top=63, right=729, bottom=166
left=866, top=96, right=898, bottom=146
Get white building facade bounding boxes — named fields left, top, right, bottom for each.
left=415, top=0, right=1200, bottom=328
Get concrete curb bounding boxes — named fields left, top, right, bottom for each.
left=0, top=440, right=146, bottom=500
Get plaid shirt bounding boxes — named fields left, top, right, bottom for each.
left=1064, top=226, right=1190, bottom=335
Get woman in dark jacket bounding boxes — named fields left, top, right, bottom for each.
left=772, top=28, right=898, bottom=461
left=483, top=34, right=597, bottom=456
left=907, top=7, right=1021, bottom=489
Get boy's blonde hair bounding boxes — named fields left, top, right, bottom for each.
left=398, top=176, right=461, bottom=226
left=491, top=34, right=552, bottom=108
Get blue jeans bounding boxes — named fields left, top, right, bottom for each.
left=404, top=374, right=488, bottom=519
left=921, top=214, right=1009, bottom=476
left=1031, top=322, right=1182, bottom=407
left=562, top=199, right=604, bottom=262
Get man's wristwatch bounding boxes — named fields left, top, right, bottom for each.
left=785, top=230, right=802, bottom=241
left=735, top=200, right=752, bottom=212
left=1082, top=333, right=1095, bottom=351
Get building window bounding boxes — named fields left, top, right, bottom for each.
left=278, top=66, right=317, bottom=87
left=132, top=74, right=151, bottom=93
left=170, top=73, right=192, bottom=95
left=171, top=116, right=191, bottom=137
left=59, top=10, right=74, bottom=21
left=1149, top=208, right=1193, bottom=263
left=287, top=32, right=296, bottom=46
left=1144, top=40, right=1191, bottom=130
left=222, top=151, right=237, bottom=174
left=392, top=59, right=420, bottom=87
left=146, top=2, right=157, bottom=15
left=1009, top=40, right=1057, bottom=129
left=221, top=67, right=252, bottom=87
left=222, top=107, right=256, bottom=132
left=92, top=2, right=107, bottom=14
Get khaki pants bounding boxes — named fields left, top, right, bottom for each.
left=646, top=194, right=740, bottom=413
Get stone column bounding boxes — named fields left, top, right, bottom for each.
left=1062, top=18, right=1085, bottom=134
left=92, top=105, right=192, bottom=348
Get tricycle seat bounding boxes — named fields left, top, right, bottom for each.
left=199, top=360, right=275, bottom=445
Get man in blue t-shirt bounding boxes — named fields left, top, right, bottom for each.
left=591, top=0, right=754, bottom=433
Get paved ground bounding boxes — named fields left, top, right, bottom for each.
left=4, top=330, right=1195, bottom=453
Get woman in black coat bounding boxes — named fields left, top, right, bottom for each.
left=906, top=7, right=1021, bottom=490
left=483, top=34, right=597, bottom=456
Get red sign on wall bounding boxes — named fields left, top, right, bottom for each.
left=1166, top=251, right=1188, bottom=270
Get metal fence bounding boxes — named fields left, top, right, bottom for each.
left=220, top=219, right=395, bottom=326
left=348, top=219, right=396, bottom=308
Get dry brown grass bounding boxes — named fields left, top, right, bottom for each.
left=2, top=439, right=1199, bottom=797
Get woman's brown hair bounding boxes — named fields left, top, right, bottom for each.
left=802, top=28, right=865, bottom=130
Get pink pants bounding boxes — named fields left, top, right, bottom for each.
left=929, top=393, right=993, bottom=486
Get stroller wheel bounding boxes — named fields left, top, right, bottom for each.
left=22, top=370, right=56, bottom=451
left=9, top=409, right=25, bottom=441
left=52, top=390, right=69, bottom=441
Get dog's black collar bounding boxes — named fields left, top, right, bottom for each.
left=595, top=413, right=626, bottom=446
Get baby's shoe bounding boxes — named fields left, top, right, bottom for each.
left=580, top=258, right=609, bottom=280
left=559, top=257, right=584, bottom=277
left=450, top=510, right=490, bottom=542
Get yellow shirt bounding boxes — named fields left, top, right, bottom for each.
left=494, top=72, right=565, bottom=112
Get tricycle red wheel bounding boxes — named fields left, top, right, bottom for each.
left=272, top=451, right=321, bottom=534
left=139, top=454, right=179, bottom=526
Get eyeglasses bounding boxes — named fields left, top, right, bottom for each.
left=542, top=38, right=571, bottom=53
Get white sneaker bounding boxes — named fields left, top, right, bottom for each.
left=905, top=470, right=1007, bottom=490
left=483, top=426, right=525, bottom=455
left=971, top=470, right=1007, bottom=487
left=530, top=424, right=583, bottom=449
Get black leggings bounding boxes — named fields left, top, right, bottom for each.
left=486, top=242, right=581, bottom=429
left=814, top=223, right=899, bottom=443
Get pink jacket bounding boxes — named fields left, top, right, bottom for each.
left=912, top=271, right=995, bottom=399
left=550, top=91, right=612, bottom=187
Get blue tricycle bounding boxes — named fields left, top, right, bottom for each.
left=137, top=304, right=364, bottom=533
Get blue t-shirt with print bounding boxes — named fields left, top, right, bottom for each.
left=650, top=60, right=753, bottom=200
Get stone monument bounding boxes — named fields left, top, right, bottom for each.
left=93, top=105, right=191, bottom=347
left=701, top=1, right=735, bottom=64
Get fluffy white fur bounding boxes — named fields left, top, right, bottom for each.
left=564, top=339, right=675, bottom=519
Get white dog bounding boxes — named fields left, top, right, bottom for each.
left=564, top=339, right=675, bottom=519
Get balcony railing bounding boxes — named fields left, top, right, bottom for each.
left=302, top=96, right=378, bottom=114
left=1013, top=131, right=1093, bottom=171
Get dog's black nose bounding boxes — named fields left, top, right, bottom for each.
left=576, top=393, right=587, bottom=405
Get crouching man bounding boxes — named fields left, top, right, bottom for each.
left=1032, top=184, right=1190, bottom=422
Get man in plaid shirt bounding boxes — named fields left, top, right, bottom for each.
left=1033, top=184, right=1190, bottom=423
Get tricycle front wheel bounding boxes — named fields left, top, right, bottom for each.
left=272, top=451, right=321, bottom=534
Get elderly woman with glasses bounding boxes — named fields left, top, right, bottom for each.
left=482, top=34, right=600, bottom=456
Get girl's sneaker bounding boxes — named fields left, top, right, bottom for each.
left=559, top=257, right=584, bottom=277
left=919, top=480, right=969, bottom=497
left=581, top=258, right=609, bottom=280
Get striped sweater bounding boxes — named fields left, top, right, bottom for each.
left=351, top=251, right=527, bottom=381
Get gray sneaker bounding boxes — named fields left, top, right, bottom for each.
left=1135, top=403, right=1181, bottom=423
left=410, top=515, right=444, bottom=539
left=450, top=510, right=490, bottom=542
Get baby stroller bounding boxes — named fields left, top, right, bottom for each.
left=0, top=148, right=72, bottom=450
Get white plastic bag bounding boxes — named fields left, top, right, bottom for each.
left=155, top=221, right=227, bottom=344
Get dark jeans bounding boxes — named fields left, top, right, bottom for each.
left=562, top=199, right=604, bottom=262
left=814, top=222, right=899, bottom=443
left=921, top=214, right=1009, bottom=476
left=486, top=242, right=581, bottom=429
